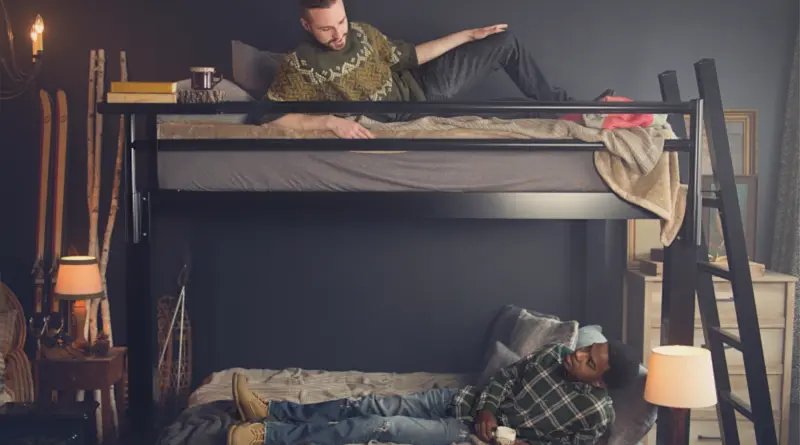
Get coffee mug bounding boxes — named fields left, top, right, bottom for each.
left=495, top=426, right=516, bottom=445
left=190, top=66, right=223, bottom=90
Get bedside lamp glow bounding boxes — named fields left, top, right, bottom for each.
left=644, top=345, right=718, bottom=408
left=644, top=345, right=717, bottom=445
left=54, top=256, right=104, bottom=300
left=54, top=256, right=104, bottom=347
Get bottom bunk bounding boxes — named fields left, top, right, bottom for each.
left=155, top=307, right=656, bottom=445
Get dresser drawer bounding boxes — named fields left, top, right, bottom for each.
left=648, top=282, right=788, bottom=328
left=647, top=327, right=786, bottom=370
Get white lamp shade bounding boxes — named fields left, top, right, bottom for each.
left=644, top=345, right=718, bottom=409
left=53, top=256, right=104, bottom=300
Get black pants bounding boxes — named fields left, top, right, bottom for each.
left=415, top=31, right=573, bottom=103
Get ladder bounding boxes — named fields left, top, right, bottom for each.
left=657, top=59, right=778, bottom=445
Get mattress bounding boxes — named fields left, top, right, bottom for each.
left=156, top=119, right=611, bottom=192
left=189, top=367, right=471, bottom=408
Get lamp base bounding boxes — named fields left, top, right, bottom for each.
left=668, top=408, right=690, bottom=445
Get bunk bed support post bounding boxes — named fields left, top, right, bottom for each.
left=654, top=70, right=698, bottom=445
left=124, top=112, right=157, bottom=442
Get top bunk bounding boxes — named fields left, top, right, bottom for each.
left=97, top=81, right=705, bottom=232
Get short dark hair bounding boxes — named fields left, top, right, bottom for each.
left=601, top=339, right=640, bottom=389
left=299, top=0, right=338, bottom=17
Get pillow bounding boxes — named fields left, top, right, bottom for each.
left=508, top=309, right=578, bottom=357
left=478, top=341, right=521, bottom=385
left=576, top=324, right=607, bottom=349
left=576, top=324, right=657, bottom=445
left=157, top=78, right=254, bottom=125
left=231, top=40, right=285, bottom=98
left=481, top=305, right=523, bottom=365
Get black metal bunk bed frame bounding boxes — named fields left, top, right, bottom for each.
left=97, top=58, right=776, bottom=445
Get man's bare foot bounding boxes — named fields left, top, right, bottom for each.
left=232, top=372, right=270, bottom=421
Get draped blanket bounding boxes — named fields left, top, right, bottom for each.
left=159, top=115, right=686, bottom=245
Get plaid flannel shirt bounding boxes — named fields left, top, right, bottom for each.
left=452, top=344, right=614, bottom=445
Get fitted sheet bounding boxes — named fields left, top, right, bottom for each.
left=156, top=149, right=609, bottom=192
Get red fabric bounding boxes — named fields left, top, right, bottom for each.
left=559, top=96, right=654, bottom=129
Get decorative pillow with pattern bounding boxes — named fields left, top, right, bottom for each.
left=508, top=309, right=578, bottom=357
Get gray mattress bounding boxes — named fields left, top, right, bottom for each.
left=157, top=149, right=610, bottom=192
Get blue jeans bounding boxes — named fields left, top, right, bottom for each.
left=263, top=387, right=471, bottom=445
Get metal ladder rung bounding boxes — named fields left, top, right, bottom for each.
left=720, top=391, right=755, bottom=422
left=702, top=196, right=721, bottom=208
left=708, top=326, right=742, bottom=350
left=698, top=261, right=732, bottom=280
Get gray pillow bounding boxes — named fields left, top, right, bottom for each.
left=481, top=305, right=523, bottom=366
left=508, top=309, right=578, bottom=357
left=231, top=40, right=285, bottom=98
left=478, top=341, right=521, bottom=385
left=157, top=78, right=254, bottom=124
left=576, top=325, right=657, bottom=445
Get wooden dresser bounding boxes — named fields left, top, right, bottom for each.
left=623, top=269, right=796, bottom=445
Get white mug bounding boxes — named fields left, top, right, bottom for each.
left=495, top=426, right=516, bottom=445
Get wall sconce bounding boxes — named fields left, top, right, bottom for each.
left=1, top=12, right=45, bottom=100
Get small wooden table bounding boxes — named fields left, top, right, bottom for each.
left=35, top=346, right=128, bottom=445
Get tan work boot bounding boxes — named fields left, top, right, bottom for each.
left=232, top=372, right=270, bottom=421
left=227, top=422, right=265, bottom=445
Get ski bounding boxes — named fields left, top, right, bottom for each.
left=50, top=89, right=68, bottom=318
left=32, top=89, right=53, bottom=317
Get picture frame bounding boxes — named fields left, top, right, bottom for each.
left=683, top=109, right=758, bottom=176
left=700, top=175, right=758, bottom=260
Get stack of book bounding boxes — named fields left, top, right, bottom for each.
left=106, top=81, right=177, bottom=103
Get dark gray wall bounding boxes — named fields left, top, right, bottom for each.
left=0, top=0, right=796, bottom=382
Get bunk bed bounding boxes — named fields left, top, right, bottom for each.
left=97, top=58, right=776, bottom=445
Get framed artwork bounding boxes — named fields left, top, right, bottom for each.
left=683, top=109, right=757, bottom=175
left=701, top=175, right=758, bottom=260
left=626, top=110, right=759, bottom=266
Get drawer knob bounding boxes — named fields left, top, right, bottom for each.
left=697, top=435, right=722, bottom=441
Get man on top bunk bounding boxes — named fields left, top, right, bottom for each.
left=227, top=340, right=641, bottom=445
left=263, top=0, right=614, bottom=139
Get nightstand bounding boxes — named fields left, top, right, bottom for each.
left=35, top=346, right=128, bottom=445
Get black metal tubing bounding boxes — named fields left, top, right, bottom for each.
left=149, top=190, right=657, bottom=220
left=144, top=138, right=693, bottom=152
left=655, top=70, right=697, bottom=445
left=98, top=99, right=694, bottom=116
left=695, top=57, right=778, bottom=445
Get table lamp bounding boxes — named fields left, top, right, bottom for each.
left=53, top=256, right=104, bottom=347
left=644, top=345, right=718, bottom=445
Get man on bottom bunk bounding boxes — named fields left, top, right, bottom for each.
left=227, top=340, right=640, bottom=445
left=263, top=0, right=614, bottom=138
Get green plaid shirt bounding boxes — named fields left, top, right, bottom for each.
left=453, top=344, right=614, bottom=445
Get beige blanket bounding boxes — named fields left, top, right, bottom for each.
left=159, top=116, right=686, bottom=245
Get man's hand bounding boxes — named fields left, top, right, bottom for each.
left=475, top=410, right=498, bottom=443
left=326, top=116, right=375, bottom=139
left=464, top=24, right=508, bottom=41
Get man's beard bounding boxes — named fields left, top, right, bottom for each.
left=328, top=33, right=347, bottom=49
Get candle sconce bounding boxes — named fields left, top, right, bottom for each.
left=1, top=12, right=44, bottom=100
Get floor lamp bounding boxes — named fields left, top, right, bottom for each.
left=644, top=345, right=718, bottom=445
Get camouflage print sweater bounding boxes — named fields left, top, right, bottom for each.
left=266, top=22, right=426, bottom=103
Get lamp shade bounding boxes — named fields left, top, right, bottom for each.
left=53, top=256, right=104, bottom=300
left=644, top=345, right=718, bottom=409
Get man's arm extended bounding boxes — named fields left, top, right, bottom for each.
left=270, top=114, right=375, bottom=139
left=415, top=24, right=508, bottom=65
